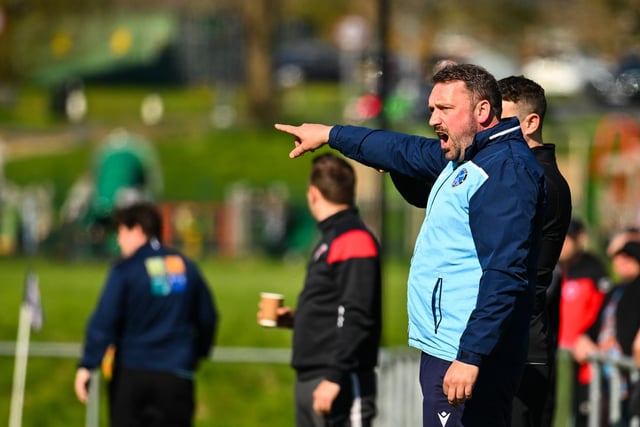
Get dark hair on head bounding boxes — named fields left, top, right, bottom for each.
left=497, top=75, right=547, bottom=123
left=310, top=153, right=355, bottom=205
left=566, top=217, right=585, bottom=239
left=617, top=241, right=640, bottom=264
left=112, top=201, right=163, bottom=241
left=432, top=63, right=502, bottom=119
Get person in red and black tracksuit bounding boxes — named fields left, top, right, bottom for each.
left=259, top=153, right=382, bottom=427
left=574, top=241, right=640, bottom=425
left=558, top=218, right=610, bottom=427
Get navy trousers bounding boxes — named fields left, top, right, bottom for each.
left=419, top=352, right=522, bottom=427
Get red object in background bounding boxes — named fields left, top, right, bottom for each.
left=355, top=94, right=383, bottom=120
left=558, top=277, right=605, bottom=349
left=578, top=362, right=593, bottom=385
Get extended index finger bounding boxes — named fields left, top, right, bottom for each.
left=274, top=123, right=298, bottom=136
left=274, top=123, right=307, bottom=159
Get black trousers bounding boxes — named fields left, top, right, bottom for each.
left=108, top=367, right=194, bottom=427
left=295, top=371, right=377, bottom=427
left=511, top=364, right=554, bottom=427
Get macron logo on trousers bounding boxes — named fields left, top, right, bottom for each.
left=438, top=411, right=451, bottom=426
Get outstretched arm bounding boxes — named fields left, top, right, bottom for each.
left=275, top=123, right=333, bottom=158
left=277, top=122, right=446, bottom=181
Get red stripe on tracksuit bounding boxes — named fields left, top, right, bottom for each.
left=326, top=229, right=379, bottom=264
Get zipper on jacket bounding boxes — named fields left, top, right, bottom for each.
left=432, top=277, right=443, bottom=334
left=425, top=166, right=459, bottom=218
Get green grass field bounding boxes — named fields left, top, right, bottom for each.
left=0, top=255, right=411, bottom=427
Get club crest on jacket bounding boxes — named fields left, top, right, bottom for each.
left=314, top=243, right=329, bottom=261
left=452, top=168, right=468, bottom=187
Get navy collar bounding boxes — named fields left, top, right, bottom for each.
left=463, top=117, right=523, bottom=162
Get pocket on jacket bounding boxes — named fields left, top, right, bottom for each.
left=431, top=277, right=443, bottom=334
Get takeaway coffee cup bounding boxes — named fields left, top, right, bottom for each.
left=259, top=292, right=284, bottom=327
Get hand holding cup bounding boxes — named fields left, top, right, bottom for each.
left=258, top=292, right=285, bottom=327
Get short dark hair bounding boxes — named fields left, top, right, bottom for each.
left=566, top=218, right=585, bottom=239
left=497, top=75, right=547, bottom=122
left=310, top=153, right=355, bottom=205
left=432, top=63, right=502, bottom=119
left=616, top=241, right=640, bottom=264
left=112, top=202, right=163, bottom=241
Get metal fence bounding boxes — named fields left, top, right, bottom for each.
left=377, top=348, right=422, bottom=426
left=587, top=352, right=640, bottom=427
left=8, top=341, right=640, bottom=427
left=1, top=341, right=421, bottom=427
left=377, top=350, right=640, bottom=427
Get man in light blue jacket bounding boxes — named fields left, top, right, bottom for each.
left=275, top=63, right=546, bottom=427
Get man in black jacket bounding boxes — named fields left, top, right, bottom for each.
left=498, top=76, right=572, bottom=427
left=259, top=153, right=382, bottom=427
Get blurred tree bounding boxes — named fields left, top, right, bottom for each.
left=280, top=0, right=375, bottom=38
left=559, top=0, right=639, bottom=57
left=0, top=2, right=18, bottom=92
left=241, top=0, right=278, bottom=124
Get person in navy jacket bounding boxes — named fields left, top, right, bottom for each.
left=387, top=74, right=573, bottom=427
left=74, top=202, right=218, bottom=427
left=275, top=63, right=546, bottom=427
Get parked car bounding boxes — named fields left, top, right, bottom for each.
left=586, top=53, right=640, bottom=107
left=273, top=39, right=341, bottom=87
